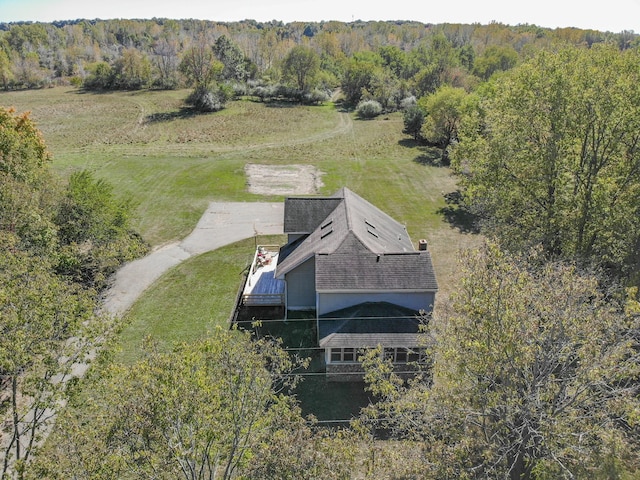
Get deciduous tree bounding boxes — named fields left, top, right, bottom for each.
left=32, top=329, right=309, bottom=480
left=281, top=45, right=320, bottom=93
left=363, top=243, right=640, bottom=479
left=454, top=45, right=640, bottom=280
left=0, top=233, right=96, bottom=479
left=419, top=85, right=468, bottom=163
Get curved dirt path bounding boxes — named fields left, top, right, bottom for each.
left=101, top=201, right=284, bottom=317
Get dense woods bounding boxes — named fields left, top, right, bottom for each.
left=0, top=18, right=637, bottom=107
left=2, top=16, right=640, bottom=480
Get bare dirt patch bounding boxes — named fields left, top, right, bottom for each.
left=245, top=164, right=324, bottom=195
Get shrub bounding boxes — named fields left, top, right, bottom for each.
left=186, top=85, right=229, bottom=112
left=302, top=88, right=330, bottom=105
left=356, top=99, right=382, bottom=119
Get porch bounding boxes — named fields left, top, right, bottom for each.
left=241, top=245, right=285, bottom=307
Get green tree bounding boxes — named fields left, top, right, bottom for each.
left=419, top=85, right=468, bottom=163
left=31, top=329, right=309, bottom=480
left=0, top=233, right=96, bottom=479
left=0, top=107, right=57, bottom=255
left=55, top=170, right=147, bottom=289
left=340, top=52, right=380, bottom=106
left=112, top=47, right=152, bottom=89
left=363, top=243, right=640, bottom=479
left=83, top=61, right=113, bottom=89
left=179, top=37, right=222, bottom=89
left=0, top=48, right=15, bottom=90
left=213, top=34, right=248, bottom=82
left=454, top=45, right=640, bottom=280
left=410, top=33, right=460, bottom=96
left=402, top=105, right=425, bottom=141
left=472, top=44, right=518, bottom=80
left=281, top=45, right=320, bottom=92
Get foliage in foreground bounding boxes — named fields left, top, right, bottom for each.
left=362, top=242, right=640, bottom=479
left=30, top=328, right=360, bottom=480
left=0, top=106, right=147, bottom=478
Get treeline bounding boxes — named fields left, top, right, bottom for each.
left=0, top=18, right=637, bottom=107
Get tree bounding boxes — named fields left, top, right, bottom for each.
left=152, top=37, right=180, bottom=89
left=55, top=170, right=148, bottom=289
left=0, top=49, right=15, bottom=90
left=340, top=52, right=380, bottom=106
left=83, top=61, right=113, bottom=89
left=410, top=33, right=460, bottom=96
left=453, top=45, right=640, bottom=280
left=32, top=329, right=309, bottom=480
left=419, top=85, right=469, bottom=163
left=0, top=233, right=96, bottom=479
left=112, top=48, right=152, bottom=89
left=179, top=37, right=222, bottom=89
left=213, top=34, right=248, bottom=82
left=179, top=36, right=227, bottom=112
left=403, top=105, right=425, bottom=141
left=281, top=45, right=320, bottom=93
left=472, top=44, right=518, bottom=80
left=363, top=243, right=640, bottom=479
left=0, top=107, right=57, bottom=255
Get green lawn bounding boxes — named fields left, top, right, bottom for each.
left=2, top=87, right=479, bottom=419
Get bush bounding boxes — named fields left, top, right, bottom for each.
left=356, top=99, right=383, bottom=119
left=186, top=85, right=229, bottom=112
left=400, top=96, right=417, bottom=109
left=302, top=88, right=330, bottom=105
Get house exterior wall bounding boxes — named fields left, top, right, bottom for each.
left=284, top=257, right=316, bottom=310
left=317, top=291, right=435, bottom=316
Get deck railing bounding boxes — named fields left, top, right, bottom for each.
left=241, top=293, right=285, bottom=306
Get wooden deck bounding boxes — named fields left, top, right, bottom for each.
left=242, top=247, right=285, bottom=306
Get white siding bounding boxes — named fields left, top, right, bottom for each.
left=317, top=291, right=435, bottom=316
left=284, top=257, right=316, bottom=310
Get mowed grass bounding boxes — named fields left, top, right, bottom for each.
left=114, top=235, right=285, bottom=364
left=1, top=87, right=479, bottom=355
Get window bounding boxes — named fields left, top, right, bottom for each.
left=329, top=348, right=358, bottom=363
left=383, top=347, right=427, bottom=364
left=329, top=347, right=427, bottom=364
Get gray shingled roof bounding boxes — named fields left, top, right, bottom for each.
left=283, top=197, right=342, bottom=233
left=276, top=187, right=438, bottom=292
left=316, top=250, right=438, bottom=291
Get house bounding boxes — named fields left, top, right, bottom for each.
left=274, top=187, right=438, bottom=379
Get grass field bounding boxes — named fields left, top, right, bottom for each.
left=2, top=87, right=478, bottom=295
left=2, top=86, right=481, bottom=422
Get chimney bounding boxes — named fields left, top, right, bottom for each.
left=418, top=239, right=428, bottom=251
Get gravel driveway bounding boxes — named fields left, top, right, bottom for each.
left=101, top=201, right=284, bottom=317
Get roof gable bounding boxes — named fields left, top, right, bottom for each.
left=276, top=188, right=436, bottom=290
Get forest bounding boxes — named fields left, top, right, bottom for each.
left=1, top=17, right=640, bottom=480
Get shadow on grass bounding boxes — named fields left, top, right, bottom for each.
left=398, top=138, right=448, bottom=167
left=414, top=149, right=445, bottom=166
left=144, top=108, right=199, bottom=123
left=437, top=190, right=481, bottom=234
